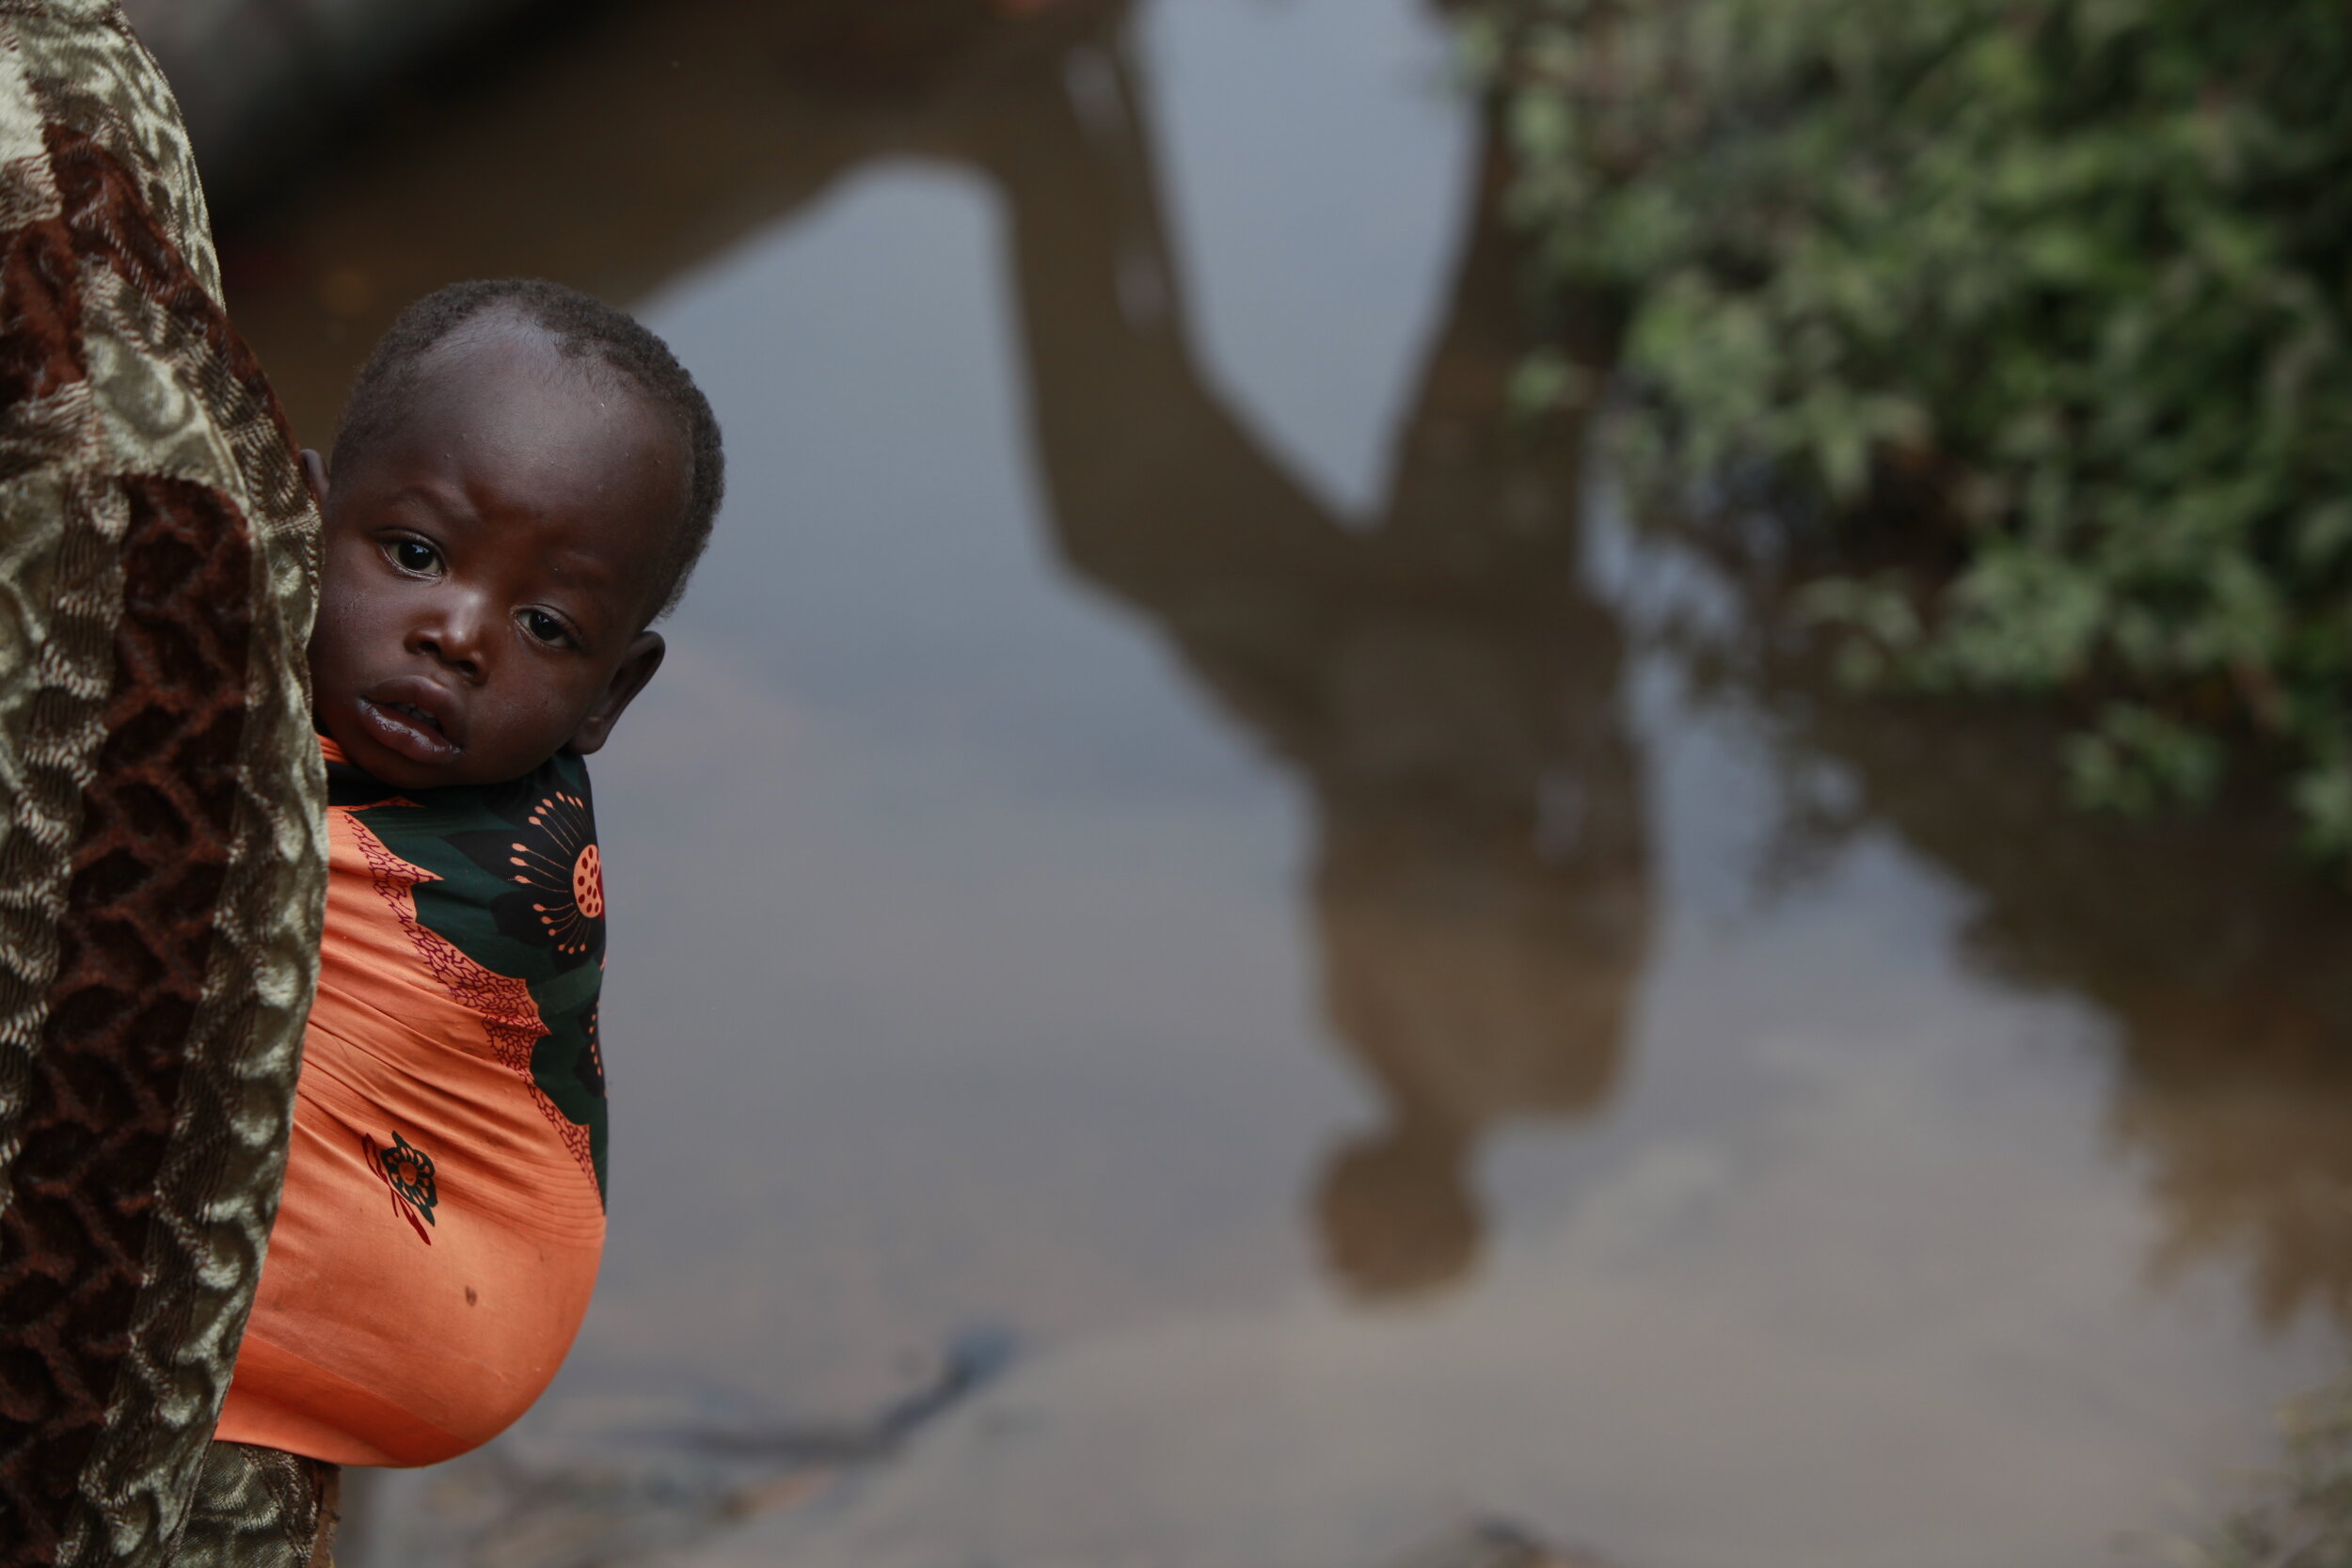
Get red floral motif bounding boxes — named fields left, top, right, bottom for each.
left=571, top=843, right=604, bottom=922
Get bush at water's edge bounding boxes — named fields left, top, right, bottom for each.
left=1470, top=0, right=2352, bottom=860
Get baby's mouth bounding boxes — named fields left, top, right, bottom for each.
left=384, top=701, right=442, bottom=736
left=357, top=693, right=461, bottom=766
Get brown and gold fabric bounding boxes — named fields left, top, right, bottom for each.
left=0, top=2, right=327, bottom=1565
left=161, top=1449, right=334, bottom=1568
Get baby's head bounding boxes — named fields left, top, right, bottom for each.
left=309, top=279, right=723, bottom=790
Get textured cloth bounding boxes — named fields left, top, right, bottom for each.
left=216, top=738, right=608, bottom=1465
left=160, top=1448, right=335, bottom=1568
left=0, top=3, right=327, bottom=1565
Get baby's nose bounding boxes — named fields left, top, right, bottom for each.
left=416, top=633, right=479, bottom=676
left=410, top=607, right=487, bottom=677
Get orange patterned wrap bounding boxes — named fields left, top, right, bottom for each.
left=215, top=738, right=606, bottom=1466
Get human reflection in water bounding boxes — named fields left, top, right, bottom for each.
left=215, top=0, right=1653, bottom=1304
left=955, top=13, right=1651, bottom=1299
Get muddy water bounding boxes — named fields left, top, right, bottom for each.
left=215, top=0, right=2352, bottom=1563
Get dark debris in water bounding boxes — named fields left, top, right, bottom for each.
left=1382, top=1521, right=1616, bottom=1568
left=373, top=1327, right=1021, bottom=1568
left=355, top=1326, right=1611, bottom=1568
left=657, top=1323, right=1022, bottom=1465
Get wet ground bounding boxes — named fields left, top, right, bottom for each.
left=210, top=1, right=2352, bottom=1562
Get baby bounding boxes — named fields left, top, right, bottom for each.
left=214, top=280, right=723, bottom=1468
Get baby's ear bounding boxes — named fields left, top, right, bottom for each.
left=299, top=449, right=328, bottom=513
left=568, top=631, right=665, bottom=756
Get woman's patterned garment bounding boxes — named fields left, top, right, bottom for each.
left=156, top=1449, right=336, bottom=1568
left=0, top=3, right=328, bottom=1564
left=213, top=738, right=607, bottom=1467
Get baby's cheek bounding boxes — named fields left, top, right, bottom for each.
left=488, top=693, right=575, bottom=771
left=306, top=609, right=364, bottom=688
left=311, top=556, right=374, bottom=645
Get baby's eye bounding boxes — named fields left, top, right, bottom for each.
left=521, top=610, right=572, bottom=647
left=389, top=539, right=440, bottom=575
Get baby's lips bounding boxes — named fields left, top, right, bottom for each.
left=357, top=695, right=460, bottom=767
left=365, top=675, right=467, bottom=751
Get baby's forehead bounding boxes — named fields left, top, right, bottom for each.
left=404, top=319, right=661, bottom=427
left=397, top=326, right=683, bottom=476
left=377, top=336, right=684, bottom=575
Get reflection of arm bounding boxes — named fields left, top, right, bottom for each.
left=957, top=15, right=1383, bottom=776
left=1368, top=142, right=1601, bottom=586
left=960, top=19, right=1357, bottom=609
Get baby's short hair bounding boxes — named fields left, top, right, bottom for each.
left=333, top=278, right=725, bottom=623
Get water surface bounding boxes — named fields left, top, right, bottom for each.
left=219, top=2, right=2352, bottom=1562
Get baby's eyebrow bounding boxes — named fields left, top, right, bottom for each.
left=541, top=542, right=625, bottom=589
left=379, top=483, right=479, bottom=529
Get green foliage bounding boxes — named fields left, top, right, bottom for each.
left=2187, top=1382, right=2352, bottom=1568
left=1474, top=0, right=2352, bottom=854
left=2064, top=702, right=2225, bottom=816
